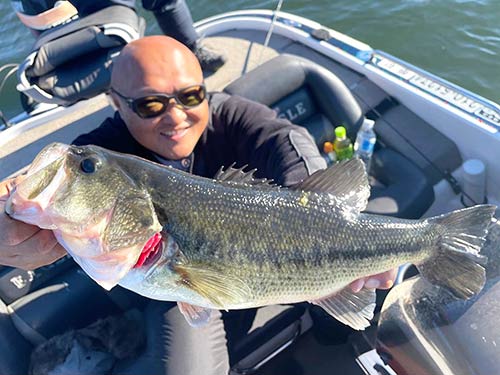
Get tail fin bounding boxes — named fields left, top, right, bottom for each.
left=418, top=204, right=496, bottom=299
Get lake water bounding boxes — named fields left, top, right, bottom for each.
left=0, top=0, right=498, bottom=119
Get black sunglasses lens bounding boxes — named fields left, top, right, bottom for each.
left=177, top=85, right=206, bottom=107
left=134, top=97, right=168, bottom=118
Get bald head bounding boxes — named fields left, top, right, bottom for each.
left=111, top=36, right=202, bottom=93
left=108, top=36, right=209, bottom=161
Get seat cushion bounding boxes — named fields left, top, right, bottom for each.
left=224, top=54, right=364, bottom=134
left=17, top=5, right=145, bottom=106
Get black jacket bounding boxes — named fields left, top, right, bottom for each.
left=73, top=93, right=325, bottom=187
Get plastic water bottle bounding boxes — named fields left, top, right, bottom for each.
left=333, top=126, right=353, bottom=161
left=354, top=119, right=376, bottom=172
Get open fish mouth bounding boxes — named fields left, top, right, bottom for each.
left=27, top=143, right=70, bottom=176
left=5, top=143, right=69, bottom=227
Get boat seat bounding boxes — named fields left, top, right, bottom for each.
left=224, top=54, right=434, bottom=219
left=16, top=5, right=145, bottom=107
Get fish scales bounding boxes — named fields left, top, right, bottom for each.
left=135, top=165, right=436, bottom=302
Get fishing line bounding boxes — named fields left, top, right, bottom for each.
left=354, top=93, right=481, bottom=206
left=257, top=0, right=284, bottom=65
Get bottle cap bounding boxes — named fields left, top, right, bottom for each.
left=362, top=118, right=375, bottom=130
left=323, top=141, right=334, bottom=153
left=335, top=126, right=346, bottom=139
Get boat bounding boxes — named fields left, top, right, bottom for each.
left=0, top=6, right=499, bottom=375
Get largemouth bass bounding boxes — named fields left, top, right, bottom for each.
left=6, top=143, right=496, bottom=329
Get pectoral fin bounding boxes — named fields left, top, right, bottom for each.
left=174, top=263, right=251, bottom=308
left=177, top=302, right=214, bottom=327
left=310, top=287, right=376, bottom=330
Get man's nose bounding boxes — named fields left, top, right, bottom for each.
left=161, top=100, right=188, bottom=123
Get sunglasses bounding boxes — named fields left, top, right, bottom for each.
left=110, top=84, right=207, bottom=119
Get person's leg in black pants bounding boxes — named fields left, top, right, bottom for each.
left=113, top=301, right=229, bottom=374
left=142, top=0, right=226, bottom=72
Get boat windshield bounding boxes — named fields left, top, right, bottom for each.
left=377, top=218, right=500, bottom=375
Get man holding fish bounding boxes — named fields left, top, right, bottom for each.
left=2, top=36, right=491, bottom=374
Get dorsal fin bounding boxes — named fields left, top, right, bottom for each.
left=293, top=158, right=370, bottom=213
left=214, top=164, right=276, bottom=188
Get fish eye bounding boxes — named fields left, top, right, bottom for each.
left=80, top=157, right=100, bottom=174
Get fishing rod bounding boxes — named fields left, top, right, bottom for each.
left=257, top=0, right=284, bottom=65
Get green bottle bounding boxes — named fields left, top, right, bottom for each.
left=333, top=126, right=353, bottom=161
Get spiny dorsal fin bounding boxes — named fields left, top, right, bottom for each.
left=293, top=158, right=370, bottom=213
left=174, top=262, right=252, bottom=308
left=214, top=164, right=277, bottom=188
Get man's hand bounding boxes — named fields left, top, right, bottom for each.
left=349, top=268, right=398, bottom=293
left=0, top=177, right=66, bottom=270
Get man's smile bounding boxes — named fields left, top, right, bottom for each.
left=160, top=127, right=190, bottom=141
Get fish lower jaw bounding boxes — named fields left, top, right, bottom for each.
left=5, top=199, right=56, bottom=229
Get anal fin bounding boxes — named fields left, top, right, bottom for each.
left=177, top=302, right=214, bottom=328
left=310, top=287, right=376, bottom=330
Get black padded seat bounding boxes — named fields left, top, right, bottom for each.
left=224, top=54, right=434, bottom=219
left=225, top=54, right=364, bottom=149
left=17, top=5, right=145, bottom=107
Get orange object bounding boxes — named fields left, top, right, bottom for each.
left=323, top=141, right=334, bottom=154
